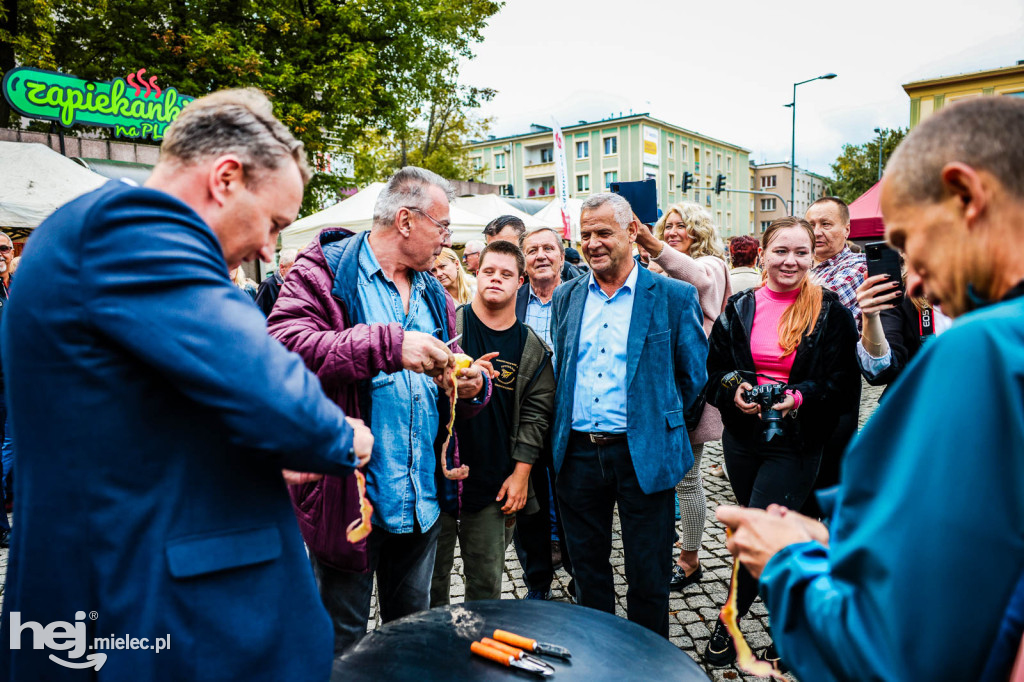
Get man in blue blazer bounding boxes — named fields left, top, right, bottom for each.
left=0, top=89, right=374, bottom=681
left=550, top=193, right=707, bottom=637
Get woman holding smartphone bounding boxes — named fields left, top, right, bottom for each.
left=701, top=217, right=859, bottom=670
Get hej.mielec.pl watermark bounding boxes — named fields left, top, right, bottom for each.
left=9, top=610, right=170, bottom=671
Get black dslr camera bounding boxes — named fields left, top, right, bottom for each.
left=743, top=383, right=788, bottom=443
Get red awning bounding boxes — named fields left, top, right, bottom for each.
left=849, top=181, right=885, bottom=240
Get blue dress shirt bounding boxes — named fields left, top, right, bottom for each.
left=571, top=263, right=638, bottom=433
left=524, top=286, right=554, bottom=348
left=357, top=241, right=441, bottom=533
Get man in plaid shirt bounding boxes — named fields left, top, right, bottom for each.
left=807, top=197, right=867, bottom=321
left=804, top=196, right=866, bottom=519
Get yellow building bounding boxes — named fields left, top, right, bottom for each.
left=903, top=61, right=1024, bottom=128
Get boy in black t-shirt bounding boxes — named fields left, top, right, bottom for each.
left=430, top=240, right=556, bottom=605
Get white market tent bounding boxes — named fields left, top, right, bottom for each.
left=281, top=183, right=494, bottom=251
left=451, top=194, right=547, bottom=229
left=533, top=198, right=584, bottom=241
left=0, top=142, right=107, bottom=230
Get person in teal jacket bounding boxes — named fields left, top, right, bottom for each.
left=717, top=96, right=1024, bottom=680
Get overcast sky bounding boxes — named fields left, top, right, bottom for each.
left=458, top=0, right=1024, bottom=177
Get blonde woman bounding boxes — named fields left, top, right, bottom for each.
left=231, top=266, right=259, bottom=301
left=431, top=248, right=474, bottom=305
left=635, top=202, right=732, bottom=592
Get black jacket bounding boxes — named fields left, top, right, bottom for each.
left=864, top=295, right=928, bottom=389
left=706, top=287, right=860, bottom=451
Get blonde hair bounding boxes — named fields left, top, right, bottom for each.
left=761, top=218, right=823, bottom=356
left=654, top=203, right=726, bottom=260
left=231, top=266, right=248, bottom=287
left=435, top=248, right=473, bottom=304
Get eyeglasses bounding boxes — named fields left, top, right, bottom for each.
left=0, top=245, right=12, bottom=253
left=405, top=206, right=452, bottom=239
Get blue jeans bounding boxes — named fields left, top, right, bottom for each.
left=310, top=520, right=440, bottom=654
left=556, top=433, right=674, bottom=637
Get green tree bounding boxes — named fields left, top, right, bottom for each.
left=354, top=82, right=494, bottom=184
left=829, top=127, right=907, bottom=204
left=0, top=0, right=58, bottom=126
left=2, top=0, right=502, bottom=211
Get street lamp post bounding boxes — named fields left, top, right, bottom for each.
left=873, top=127, right=884, bottom=181
left=789, top=73, right=837, bottom=215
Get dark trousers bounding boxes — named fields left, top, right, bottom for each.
left=801, top=408, right=858, bottom=518
left=723, top=429, right=821, bottom=620
left=0, top=394, right=9, bottom=533
left=514, top=464, right=574, bottom=593
left=311, top=520, right=440, bottom=654
left=556, top=434, right=674, bottom=637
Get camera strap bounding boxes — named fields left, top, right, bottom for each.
left=918, top=305, right=935, bottom=343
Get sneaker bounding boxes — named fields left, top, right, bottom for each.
left=524, top=589, right=551, bottom=600
left=702, top=618, right=736, bottom=667
left=758, top=642, right=788, bottom=673
left=708, top=464, right=725, bottom=478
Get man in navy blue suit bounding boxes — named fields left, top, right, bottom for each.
left=549, top=193, right=707, bottom=637
left=0, top=88, right=373, bottom=681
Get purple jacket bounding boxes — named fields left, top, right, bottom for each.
left=268, top=228, right=488, bottom=572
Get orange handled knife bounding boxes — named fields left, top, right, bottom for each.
left=493, top=629, right=572, bottom=660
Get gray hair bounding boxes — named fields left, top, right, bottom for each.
left=580, top=192, right=633, bottom=230
left=519, top=227, right=565, bottom=257
left=278, top=248, right=298, bottom=267
left=0, top=232, right=12, bottom=248
left=463, top=239, right=485, bottom=254
left=886, top=97, right=1024, bottom=204
left=159, top=88, right=310, bottom=186
left=372, top=166, right=455, bottom=229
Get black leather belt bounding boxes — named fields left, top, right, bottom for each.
left=571, top=430, right=627, bottom=445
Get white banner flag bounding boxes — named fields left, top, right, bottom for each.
left=551, top=118, right=573, bottom=240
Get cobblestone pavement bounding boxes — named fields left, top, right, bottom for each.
left=0, top=382, right=884, bottom=681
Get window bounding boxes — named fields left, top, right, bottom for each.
left=576, top=174, right=590, bottom=192
left=603, top=136, right=617, bottom=155
left=681, top=144, right=688, bottom=160
left=471, top=157, right=483, bottom=170
left=761, top=175, right=777, bottom=189
left=668, top=140, right=674, bottom=157
left=716, top=211, right=722, bottom=226
left=727, top=211, right=732, bottom=228
left=668, top=173, right=675, bottom=190
left=494, top=153, right=506, bottom=170
left=727, top=156, right=732, bottom=172
left=761, top=221, right=771, bottom=232
left=716, top=153, right=722, bottom=170
left=761, top=198, right=777, bottom=211
left=604, top=171, right=618, bottom=188
left=540, top=148, right=553, bottom=163
left=576, top=140, right=589, bottom=159
left=694, top=190, right=700, bottom=202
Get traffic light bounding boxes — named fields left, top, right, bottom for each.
left=681, top=171, right=693, bottom=193
left=714, top=174, right=726, bottom=194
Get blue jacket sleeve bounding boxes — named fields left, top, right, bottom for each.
left=758, top=313, right=1024, bottom=681
left=673, top=284, right=708, bottom=409
left=82, top=189, right=358, bottom=474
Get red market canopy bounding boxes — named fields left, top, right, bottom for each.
left=849, top=180, right=885, bottom=240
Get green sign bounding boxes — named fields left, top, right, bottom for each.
left=2, top=67, right=195, bottom=140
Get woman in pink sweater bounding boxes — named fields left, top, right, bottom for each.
left=636, top=202, right=732, bottom=591
left=700, top=218, right=859, bottom=670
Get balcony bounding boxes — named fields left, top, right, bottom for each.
left=522, top=161, right=555, bottom=179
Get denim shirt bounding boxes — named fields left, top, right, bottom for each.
left=571, top=263, right=638, bottom=433
left=357, top=242, right=441, bottom=533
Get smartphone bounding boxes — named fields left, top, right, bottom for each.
left=610, top=179, right=658, bottom=225
left=865, top=241, right=903, bottom=290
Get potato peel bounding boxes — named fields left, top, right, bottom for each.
left=721, top=529, right=787, bottom=680
left=345, top=469, right=373, bottom=543
left=440, top=354, right=472, bottom=480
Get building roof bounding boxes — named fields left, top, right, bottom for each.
left=902, top=61, right=1024, bottom=91
left=469, top=112, right=750, bottom=154
left=750, top=162, right=830, bottom=181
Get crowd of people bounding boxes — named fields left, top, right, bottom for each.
left=0, top=88, right=1022, bottom=682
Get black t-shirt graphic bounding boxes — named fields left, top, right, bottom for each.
left=456, top=305, right=528, bottom=513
